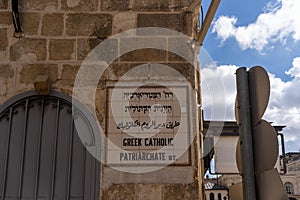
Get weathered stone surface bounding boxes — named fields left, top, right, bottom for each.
left=78, top=38, right=118, bottom=62
left=137, top=13, right=189, bottom=34
left=172, top=0, right=195, bottom=10
left=102, top=184, right=135, bottom=200
left=61, top=65, right=80, bottom=80
left=0, top=0, right=8, bottom=9
left=112, top=12, right=136, bottom=35
left=137, top=184, right=163, bottom=200
left=100, top=0, right=130, bottom=11
left=100, top=0, right=194, bottom=11
left=77, top=38, right=102, bottom=61
left=168, top=37, right=195, bottom=62
left=41, top=14, right=64, bottom=36
left=10, top=38, right=47, bottom=61
left=164, top=184, right=198, bottom=200
left=59, top=64, right=80, bottom=87
left=49, top=39, right=75, bottom=60
left=0, top=79, right=7, bottom=96
left=120, top=49, right=167, bottom=62
left=165, top=62, right=196, bottom=86
left=20, top=64, right=58, bottom=84
left=0, top=12, right=12, bottom=25
left=19, top=0, right=59, bottom=11
left=20, top=13, right=41, bottom=35
left=95, top=89, right=105, bottom=123
left=110, top=63, right=142, bottom=78
left=132, top=0, right=169, bottom=11
left=66, top=13, right=112, bottom=37
left=0, top=64, right=14, bottom=78
left=119, top=37, right=167, bottom=62
left=0, top=28, right=8, bottom=51
left=61, top=0, right=98, bottom=11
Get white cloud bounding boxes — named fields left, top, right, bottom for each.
left=202, top=57, right=300, bottom=152
left=201, top=65, right=238, bottom=120
left=212, top=0, right=300, bottom=51
left=285, top=57, right=300, bottom=78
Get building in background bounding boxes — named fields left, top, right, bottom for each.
left=203, top=121, right=299, bottom=199
left=0, top=0, right=221, bottom=199
left=204, top=179, right=229, bottom=200
left=213, top=152, right=300, bottom=200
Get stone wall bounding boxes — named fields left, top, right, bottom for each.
left=0, top=0, right=203, bottom=199
left=0, top=0, right=199, bottom=104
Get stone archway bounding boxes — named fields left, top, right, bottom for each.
left=0, top=91, right=100, bottom=200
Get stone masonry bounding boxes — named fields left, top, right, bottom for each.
left=0, top=0, right=203, bottom=199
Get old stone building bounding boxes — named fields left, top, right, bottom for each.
left=0, top=0, right=216, bottom=199
left=218, top=153, right=300, bottom=200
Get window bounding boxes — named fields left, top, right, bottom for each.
left=218, top=193, right=222, bottom=200
left=284, top=182, right=294, bottom=195
left=210, top=192, right=215, bottom=200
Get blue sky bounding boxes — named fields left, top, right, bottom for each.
left=200, top=0, right=300, bottom=152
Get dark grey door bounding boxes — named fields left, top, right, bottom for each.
left=0, top=91, right=100, bottom=200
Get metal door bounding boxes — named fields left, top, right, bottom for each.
left=0, top=91, right=100, bottom=200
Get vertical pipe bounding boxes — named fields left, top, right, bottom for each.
left=236, top=67, right=257, bottom=200
left=50, top=99, right=61, bottom=200
left=66, top=120, right=74, bottom=200
left=34, top=98, right=45, bottom=199
left=278, top=133, right=287, bottom=175
left=1, top=108, right=13, bottom=200
left=18, top=99, right=30, bottom=198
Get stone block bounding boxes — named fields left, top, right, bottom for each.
left=0, top=12, right=12, bottom=25
left=100, top=0, right=193, bottom=11
left=163, top=184, right=198, bottom=200
left=49, top=39, right=75, bottom=60
left=77, top=38, right=102, bottom=61
left=59, top=64, right=80, bottom=87
left=61, top=65, right=80, bottom=80
left=137, top=13, right=189, bottom=35
left=20, top=13, right=41, bottom=35
left=137, top=184, right=163, bottom=200
left=112, top=12, right=136, bottom=35
left=120, top=49, right=167, bottom=62
left=0, top=28, right=8, bottom=51
left=110, top=62, right=143, bottom=78
left=0, top=0, right=8, bottom=9
left=61, top=0, right=98, bottom=11
left=10, top=38, right=47, bottom=61
left=66, top=13, right=112, bottom=37
left=172, top=0, right=195, bottom=10
left=100, top=0, right=130, bottom=11
left=41, top=14, right=64, bottom=36
left=165, top=62, right=196, bottom=86
left=78, top=38, right=118, bottom=63
left=119, top=37, right=167, bottom=62
left=132, top=0, right=169, bottom=11
left=0, top=64, right=14, bottom=79
left=102, top=184, right=136, bottom=200
left=20, top=64, right=58, bottom=84
left=167, top=37, right=195, bottom=63
left=19, top=0, right=59, bottom=11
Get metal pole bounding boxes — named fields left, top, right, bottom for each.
left=236, top=67, right=257, bottom=200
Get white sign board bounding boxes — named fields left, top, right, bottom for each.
left=214, top=136, right=239, bottom=173
left=106, top=84, right=191, bottom=166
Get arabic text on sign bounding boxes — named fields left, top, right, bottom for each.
left=117, top=120, right=180, bottom=131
